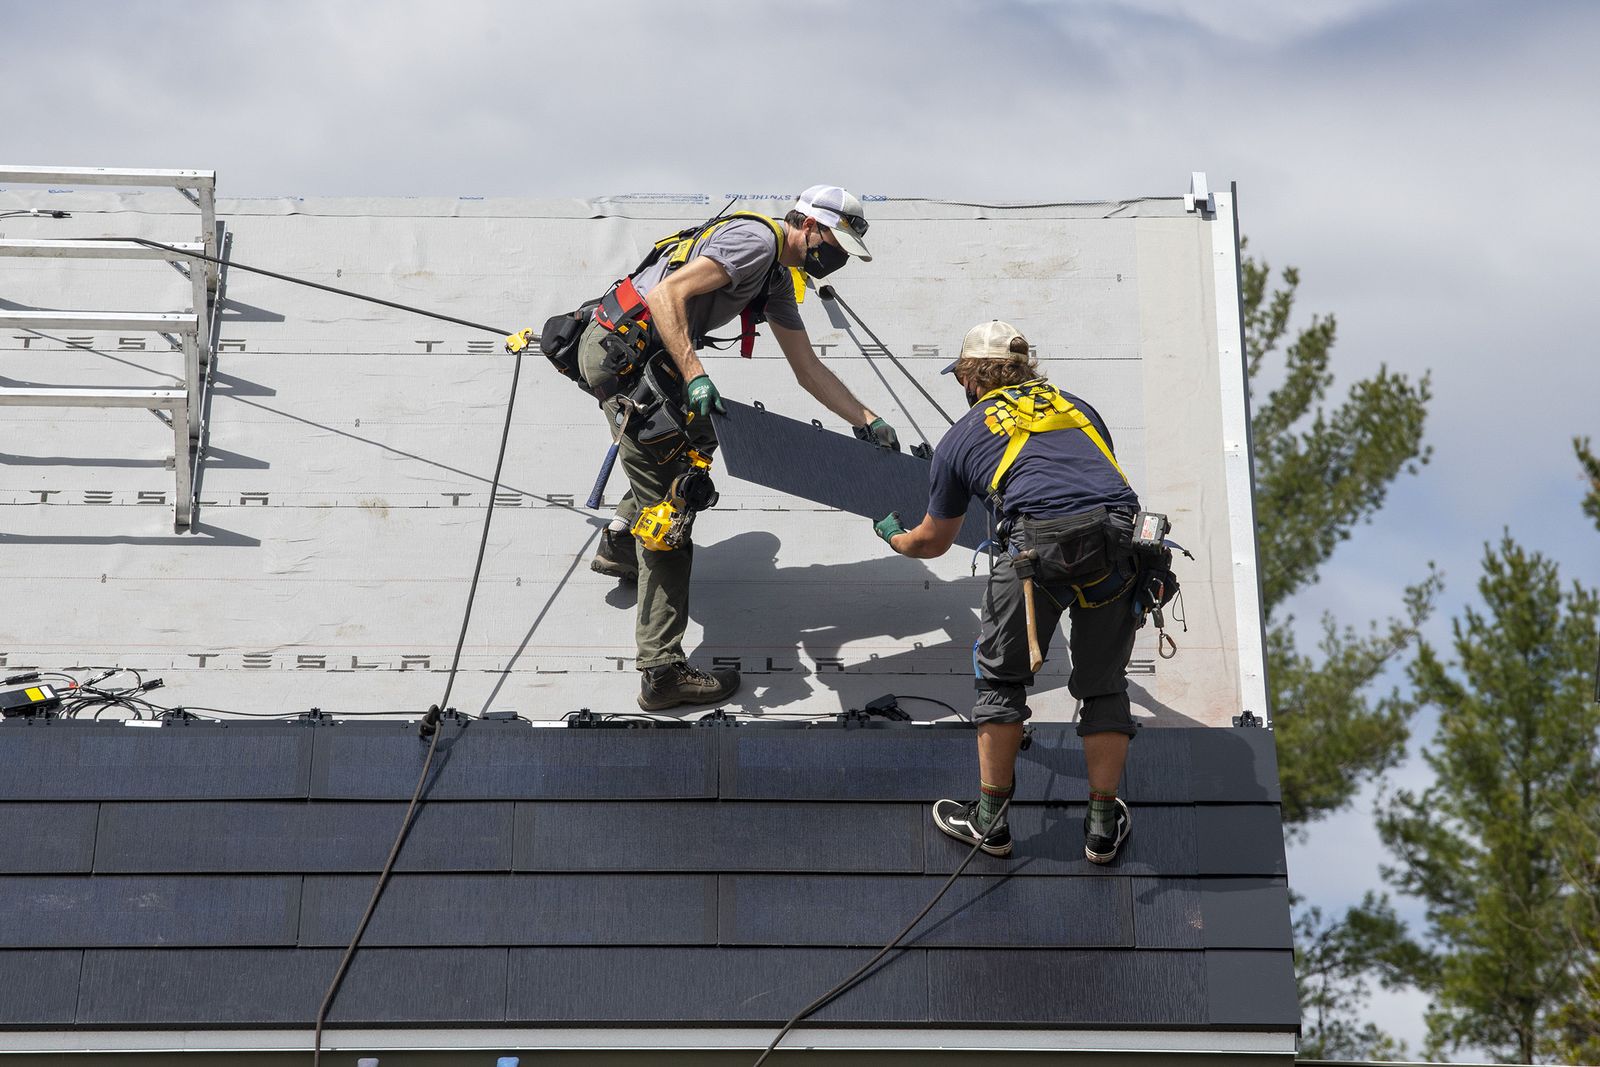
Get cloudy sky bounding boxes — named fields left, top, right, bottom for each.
left=7, top=0, right=1599, bottom=1048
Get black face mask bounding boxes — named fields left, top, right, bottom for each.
left=804, top=232, right=850, bottom=278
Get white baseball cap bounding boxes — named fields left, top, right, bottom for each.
left=941, top=320, right=1029, bottom=374
left=792, top=185, right=871, bottom=261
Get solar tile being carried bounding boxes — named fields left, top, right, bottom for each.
left=712, top=400, right=991, bottom=549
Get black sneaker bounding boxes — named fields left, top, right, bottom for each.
left=931, top=799, right=1013, bottom=857
left=1084, top=797, right=1131, bottom=864
left=592, top=527, right=638, bottom=582
left=638, top=662, right=740, bottom=710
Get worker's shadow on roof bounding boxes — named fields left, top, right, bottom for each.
left=677, top=530, right=1074, bottom=715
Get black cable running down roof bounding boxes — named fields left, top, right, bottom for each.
left=309, top=348, right=524, bottom=1066
left=110, top=231, right=529, bottom=1064
left=80, top=237, right=514, bottom=336
left=751, top=797, right=1011, bottom=1066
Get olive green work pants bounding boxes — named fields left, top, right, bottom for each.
left=577, top=321, right=717, bottom=669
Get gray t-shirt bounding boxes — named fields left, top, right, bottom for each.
left=630, top=217, right=804, bottom=340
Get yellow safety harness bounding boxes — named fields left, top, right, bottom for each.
left=650, top=211, right=808, bottom=312
left=980, top=379, right=1128, bottom=496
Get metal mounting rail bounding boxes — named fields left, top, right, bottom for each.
left=0, top=166, right=219, bottom=291
left=0, top=310, right=204, bottom=529
left=0, top=241, right=211, bottom=375
left=0, top=387, right=192, bottom=526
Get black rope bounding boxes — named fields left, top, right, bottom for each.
left=81, top=237, right=514, bottom=336
left=817, top=284, right=956, bottom=427
left=750, top=798, right=1010, bottom=1065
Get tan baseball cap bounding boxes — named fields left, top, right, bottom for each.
left=941, top=320, right=1028, bottom=373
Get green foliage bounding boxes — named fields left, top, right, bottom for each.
left=1378, top=534, right=1600, bottom=1063
left=1294, top=892, right=1430, bottom=1059
left=1577, top=436, right=1600, bottom=532
left=1241, top=241, right=1436, bottom=830
left=1242, top=243, right=1433, bottom=613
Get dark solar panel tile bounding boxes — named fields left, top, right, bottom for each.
left=1131, top=877, right=1203, bottom=949
left=0, top=950, right=80, bottom=1025
left=719, top=728, right=975, bottom=801
left=0, top=802, right=97, bottom=872
left=95, top=801, right=512, bottom=872
left=514, top=801, right=924, bottom=872
left=1206, top=949, right=1300, bottom=1026
left=299, top=874, right=717, bottom=946
left=310, top=721, right=717, bottom=800
left=1014, top=724, right=1193, bottom=803
left=1195, top=806, right=1288, bottom=875
left=924, top=804, right=1197, bottom=877
left=1199, top=878, right=1293, bottom=949
left=719, top=874, right=1131, bottom=948
left=0, top=876, right=300, bottom=947
left=0, top=722, right=311, bottom=799
left=78, top=948, right=508, bottom=1025
left=714, top=400, right=989, bottom=548
left=1189, top=728, right=1281, bottom=802
left=927, top=948, right=1207, bottom=1024
left=507, top=946, right=926, bottom=1024
left=1130, top=877, right=1291, bottom=950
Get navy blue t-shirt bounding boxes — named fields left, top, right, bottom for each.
left=926, top=387, right=1141, bottom=520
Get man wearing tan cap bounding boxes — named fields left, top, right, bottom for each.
left=874, top=320, right=1143, bottom=864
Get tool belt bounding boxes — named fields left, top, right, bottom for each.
left=1007, top=507, right=1138, bottom=609
left=535, top=300, right=601, bottom=386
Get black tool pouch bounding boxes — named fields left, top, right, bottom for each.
left=1017, top=507, right=1115, bottom=583
left=538, top=302, right=597, bottom=386
left=1017, top=508, right=1139, bottom=608
left=622, top=361, right=696, bottom=464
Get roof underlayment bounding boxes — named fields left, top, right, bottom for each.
left=0, top=185, right=1266, bottom=728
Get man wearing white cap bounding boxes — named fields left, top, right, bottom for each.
left=873, top=320, right=1144, bottom=865
left=577, top=185, right=897, bottom=711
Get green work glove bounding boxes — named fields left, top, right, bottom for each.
left=868, top=417, right=901, bottom=452
left=874, top=511, right=907, bottom=546
left=685, top=374, right=725, bottom=418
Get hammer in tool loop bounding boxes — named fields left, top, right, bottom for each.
left=1013, top=548, right=1044, bottom=673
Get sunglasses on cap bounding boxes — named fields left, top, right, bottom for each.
left=835, top=211, right=868, bottom=239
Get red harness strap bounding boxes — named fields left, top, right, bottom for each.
left=595, top=276, right=650, bottom=331
left=739, top=307, right=757, bottom=358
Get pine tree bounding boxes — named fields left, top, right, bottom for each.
left=1378, top=534, right=1600, bottom=1063
left=1548, top=440, right=1600, bottom=1062
left=1242, top=242, right=1437, bottom=1058
left=1294, top=892, right=1429, bottom=1059
left=1577, top=437, right=1600, bottom=531
left=1241, top=243, right=1437, bottom=831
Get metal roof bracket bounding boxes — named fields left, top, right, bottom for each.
left=1184, top=171, right=1216, bottom=218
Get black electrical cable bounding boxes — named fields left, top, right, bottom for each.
left=750, top=797, right=1010, bottom=1066
left=310, top=346, right=525, bottom=1067
left=816, top=284, right=957, bottom=427
left=103, top=231, right=532, bottom=1064
left=81, top=237, right=514, bottom=337
left=893, top=693, right=970, bottom=724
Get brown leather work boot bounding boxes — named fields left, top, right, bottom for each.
left=638, top=662, right=740, bottom=710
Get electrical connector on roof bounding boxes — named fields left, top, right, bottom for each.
left=0, top=683, right=62, bottom=718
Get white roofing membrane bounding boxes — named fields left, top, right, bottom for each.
left=0, top=187, right=1265, bottom=727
